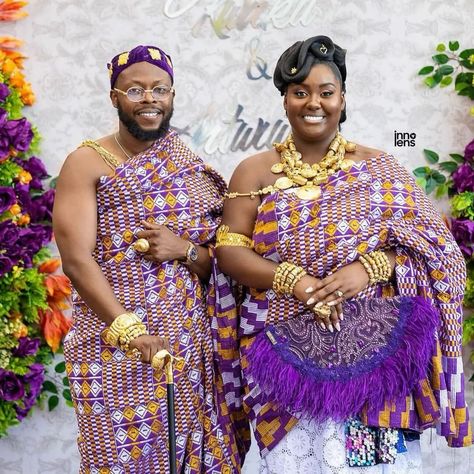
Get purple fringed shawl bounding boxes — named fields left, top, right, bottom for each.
left=247, top=296, right=439, bottom=421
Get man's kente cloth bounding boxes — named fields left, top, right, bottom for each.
left=212, top=153, right=472, bottom=460
left=63, top=130, right=248, bottom=473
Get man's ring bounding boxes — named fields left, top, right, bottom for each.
left=335, top=290, right=344, bottom=299
left=134, top=238, right=150, bottom=253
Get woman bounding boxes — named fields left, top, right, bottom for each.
left=53, top=44, right=247, bottom=473
left=215, top=35, right=472, bottom=473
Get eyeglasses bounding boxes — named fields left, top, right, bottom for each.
left=113, top=85, right=174, bottom=102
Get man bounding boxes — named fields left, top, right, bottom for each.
left=53, top=45, right=247, bottom=473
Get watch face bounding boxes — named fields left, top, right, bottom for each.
left=188, top=244, right=198, bottom=262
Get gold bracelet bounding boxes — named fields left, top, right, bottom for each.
left=118, top=324, right=148, bottom=351
left=105, top=312, right=146, bottom=347
left=273, top=262, right=307, bottom=296
left=360, top=251, right=392, bottom=285
left=215, top=225, right=253, bottom=249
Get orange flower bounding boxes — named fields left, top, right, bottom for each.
left=17, top=169, right=32, bottom=184
left=17, top=213, right=30, bottom=225
left=39, top=258, right=61, bottom=274
left=44, top=274, right=71, bottom=308
left=9, top=203, right=21, bottom=215
left=13, top=322, right=28, bottom=338
left=0, top=1, right=28, bottom=22
left=37, top=260, right=73, bottom=351
left=0, top=35, right=23, bottom=50
left=39, top=306, right=72, bottom=352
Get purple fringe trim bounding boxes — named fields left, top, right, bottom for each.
left=247, top=297, right=439, bottom=422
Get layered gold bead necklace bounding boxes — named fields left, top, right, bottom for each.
left=271, top=132, right=356, bottom=200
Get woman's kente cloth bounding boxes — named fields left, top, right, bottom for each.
left=211, top=153, right=472, bottom=459
left=63, top=130, right=249, bottom=474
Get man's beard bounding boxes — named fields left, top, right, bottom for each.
left=117, top=103, right=173, bottom=141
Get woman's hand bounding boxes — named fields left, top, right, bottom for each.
left=136, top=221, right=188, bottom=263
left=293, top=274, right=343, bottom=333
left=304, top=261, right=370, bottom=313
left=129, top=334, right=170, bottom=364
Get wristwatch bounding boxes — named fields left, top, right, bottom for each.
left=184, top=242, right=198, bottom=265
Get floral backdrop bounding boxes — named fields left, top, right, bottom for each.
left=0, top=0, right=70, bottom=437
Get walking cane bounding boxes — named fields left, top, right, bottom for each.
left=152, top=350, right=177, bottom=474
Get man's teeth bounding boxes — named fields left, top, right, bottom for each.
left=139, top=111, right=160, bottom=117
left=304, top=115, right=324, bottom=122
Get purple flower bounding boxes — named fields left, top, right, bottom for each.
left=29, top=189, right=55, bottom=222
left=0, top=83, right=10, bottom=102
left=13, top=337, right=41, bottom=357
left=452, top=163, right=474, bottom=193
left=0, top=255, right=15, bottom=277
left=0, top=369, right=25, bottom=401
left=5, top=117, right=33, bottom=152
left=17, top=156, right=48, bottom=189
left=451, top=218, right=474, bottom=258
left=465, top=139, right=474, bottom=163
left=0, top=110, right=9, bottom=161
left=0, top=186, right=16, bottom=213
left=0, top=220, right=19, bottom=247
left=16, top=363, right=44, bottom=420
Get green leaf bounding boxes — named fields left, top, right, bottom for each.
left=440, top=76, right=453, bottom=87
left=62, top=389, right=72, bottom=402
left=425, top=177, right=437, bottom=194
left=424, top=76, right=437, bottom=88
left=450, top=153, right=464, bottom=163
left=42, top=381, right=58, bottom=394
left=418, top=66, right=434, bottom=75
left=48, top=395, right=59, bottom=411
left=438, top=65, right=454, bottom=75
left=436, top=43, right=446, bottom=52
left=455, top=82, right=469, bottom=92
left=62, top=376, right=70, bottom=386
left=415, top=177, right=427, bottom=190
left=439, top=161, right=458, bottom=173
left=424, top=149, right=439, bottom=164
left=413, top=166, right=429, bottom=177
left=432, top=171, right=446, bottom=184
left=460, top=59, right=474, bottom=70
left=459, top=49, right=474, bottom=60
left=449, top=41, right=459, bottom=51
left=432, top=53, right=449, bottom=64
left=435, top=183, right=449, bottom=198
left=54, top=361, right=66, bottom=373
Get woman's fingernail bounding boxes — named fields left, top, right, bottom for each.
left=307, top=297, right=315, bottom=305
left=315, top=301, right=323, bottom=309
left=319, top=322, right=326, bottom=330
left=340, top=313, right=344, bottom=321
left=305, top=287, right=314, bottom=293
left=327, top=300, right=338, bottom=307
left=328, top=324, right=334, bottom=333
left=335, top=322, right=341, bottom=332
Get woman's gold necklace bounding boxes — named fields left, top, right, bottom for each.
left=271, top=132, right=356, bottom=200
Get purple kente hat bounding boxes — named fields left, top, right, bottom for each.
left=107, top=45, right=174, bottom=88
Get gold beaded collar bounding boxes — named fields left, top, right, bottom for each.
left=225, top=132, right=356, bottom=201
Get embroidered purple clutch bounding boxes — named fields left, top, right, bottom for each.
left=247, top=296, right=439, bottom=421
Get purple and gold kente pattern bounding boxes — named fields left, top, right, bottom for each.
left=63, top=131, right=245, bottom=473
left=213, top=153, right=472, bottom=457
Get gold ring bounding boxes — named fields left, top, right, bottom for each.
left=151, top=349, right=171, bottom=370
left=125, top=347, right=142, bottom=360
left=335, top=290, right=344, bottom=298
left=312, top=304, right=331, bottom=319
left=134, top=238, right=150, bottom=253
